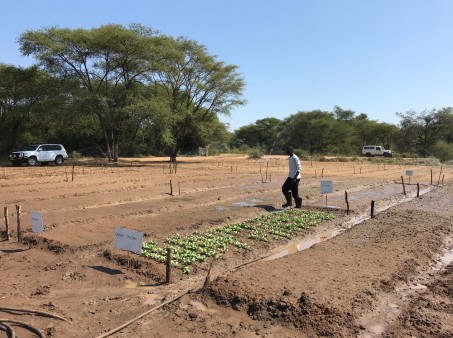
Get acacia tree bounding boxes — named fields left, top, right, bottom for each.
left=0, top=64, right=67, bottom=152
left=154, top=38, right=245, bottom=159
left=19, top=24, right=169, bottom=161
left=280, top=110, right=336, bottom=155
left=396, top=109, right=444, bottom=157
left=232, top=117, right=282, bottom=152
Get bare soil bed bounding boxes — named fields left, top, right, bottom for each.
left=0, top=155, right=451, bottom=337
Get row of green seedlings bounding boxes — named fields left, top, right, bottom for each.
left=142, top=210, right=334, bottom=274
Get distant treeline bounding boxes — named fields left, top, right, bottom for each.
left=1, top=25, right=452, bottom=161
left=232, top=106, right=453, bottom=161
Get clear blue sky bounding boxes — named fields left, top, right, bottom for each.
left=2, top=0, right=452, bottom=131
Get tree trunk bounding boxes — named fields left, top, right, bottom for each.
left=104, top=130, right=113, bottom=162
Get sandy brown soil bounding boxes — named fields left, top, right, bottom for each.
left=0, top=155, right=451, bottom=337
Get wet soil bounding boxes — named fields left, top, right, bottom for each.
left=0, top=156, right=451, bottom=337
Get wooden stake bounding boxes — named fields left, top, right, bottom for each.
left=265, top=161, right=269, bottom=182
left=269, top=173, right=272, bottom=182
left=442, top=174, right=445, bottom=185
left=203, top=256, right=216, bottom=294
left=3, top=166, right=6, bottom=178
left=178, top=182, right=181, bottom=196
left=417, top=183, right=420, bottom=198
left=4, top=207, right=10, bottom=240
left=15, top=205, right=21, bottom=242
left=360, top=167, right=362, bottom=174
left=166, top=248, right=172, bottom=284
left=371, top=200, right=375, bottom=219
left=345, top=191, right=350, bottom=215
left=65, top=167, right=68, bottom=182
left=71, top=165, right=75, bottom=182
left=170, top=180, right=173, bottom=195
left=437, top=167, right=442, bottom=186
left=321, top=168, right=324, bottom=178
left=431, top=169, right=433, bottom=185
left=401, top=176, right=406, bottom=195
left=267, top=161, right=270, bottom=180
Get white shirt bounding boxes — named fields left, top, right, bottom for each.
left=288, top=154, right=301, bottom=179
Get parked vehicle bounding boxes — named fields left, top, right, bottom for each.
left=361, top=145, right=393, bottom=157
left=8, top=144, right=68, bottom=166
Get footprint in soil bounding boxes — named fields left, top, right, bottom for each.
left=31, top=285, right=51, bottom=297
left=62, top=271, right=86, bottom=281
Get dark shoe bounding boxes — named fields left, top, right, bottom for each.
left=282, top=192, right=292, bottom=208
left=295, top=197, right=302, bottom=208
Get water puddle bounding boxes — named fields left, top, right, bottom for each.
left=215, top=206, right=230, bottom=211
left=264, top=230, right=341, bottom=261
left=232, top=198, right=263, bottom=207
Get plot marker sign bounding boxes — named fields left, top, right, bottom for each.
left=320, top=180, right=333, bottom=208
left=30, top=211, right=44, bottom=234
left=114, top=227, right=143, bottom=254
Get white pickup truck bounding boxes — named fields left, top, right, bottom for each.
left=361, top=145, right=393, bottom=157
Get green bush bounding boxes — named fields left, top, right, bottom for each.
left=248, top=150, right=264, bottom=159
left=431, top=141, right=453, bottom=162
left=69, top=150, right=82, bottom=159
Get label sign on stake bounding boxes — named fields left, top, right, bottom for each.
left=320, top=180, right=333, bottom=208
left=114, top=227, right=143, bottom=254
left=30, top=211, right=44, bottom=234
left=406, top=170, right=413, bottom=184
left=320, top=180, right=333, bottom=194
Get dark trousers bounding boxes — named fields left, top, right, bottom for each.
left=282, top=177, right=300, bottom=201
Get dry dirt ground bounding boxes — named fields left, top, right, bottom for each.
left=0, top=155, right=452, bottom=337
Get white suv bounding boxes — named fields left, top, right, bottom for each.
left=9, top=144, right=68, bottom=166
left=362, top=145, right=393, bottom=157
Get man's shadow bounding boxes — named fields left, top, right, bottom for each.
left=254, top=205, right=285, bottom=212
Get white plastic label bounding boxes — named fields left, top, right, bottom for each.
left=114, top=227, right=143, bottom=254
left=320, top=180, right=333, bottom=194
left=30, top=211, right=44, bottom=234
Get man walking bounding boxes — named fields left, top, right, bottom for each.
left=282, top=146, right=302, bottom=208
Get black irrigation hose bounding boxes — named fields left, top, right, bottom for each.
left=0, top=319, right=43, bottom=338
left=0, top=322, right=16, bottom=338
left=0, top=306, right=71, bottom=323
left=96, top=288, right=191, bottom=338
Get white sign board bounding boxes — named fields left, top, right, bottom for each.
left=406, top=170, right=413, bottom=176
left=30, top=211, right=44, bottom=234
left=320, top=180, right=333, bottom=194
left=114, top=227, right=143, bottom=254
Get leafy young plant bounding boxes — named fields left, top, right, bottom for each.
left=142, top=209, right=334, bottom=274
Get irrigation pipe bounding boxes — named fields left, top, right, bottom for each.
left=0, top=322, right=15, bottom=338
left=0, top=319, right=43, bottom=338
left=97, top=182, right=445, bottom=337
left=0, top=306, right=71, bottom=323
left=95, top=288, right=191, bottom=338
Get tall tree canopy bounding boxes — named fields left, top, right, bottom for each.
left=19, top=24, right=169, bottom=161
left=155, top=38, right=245, bottom=158
left=18, top=24, right=245, bottom=160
